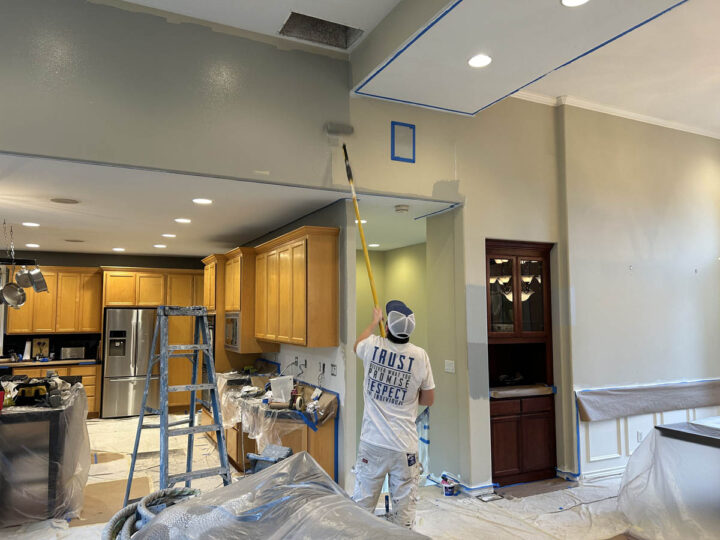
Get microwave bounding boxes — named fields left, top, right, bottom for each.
left=224, top=312, right=241, bottom=353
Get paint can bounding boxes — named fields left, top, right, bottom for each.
left=441, top=474, right=457, bottom=496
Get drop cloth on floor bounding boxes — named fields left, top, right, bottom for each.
left=415, top=477, right=630, bottom=540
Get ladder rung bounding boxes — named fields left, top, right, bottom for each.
left=168, top=467, right=229, bottom=485
left=168, top=384, right=215, bottom=392
left=142, top=419, right=190, bottom=429
left=161, top=306, right=207, bottom=316
left=168, top=344, right=211, bottom=351
left=169, top=424, right=221, bottom=437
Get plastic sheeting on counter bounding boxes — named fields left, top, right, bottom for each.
left=0, top=383, right=90, bottom=528
left=618, top=421, right=720, bottom=539
left=134, top=451, right=427, bottom=539
left=220, top=376, right=338, bottom=454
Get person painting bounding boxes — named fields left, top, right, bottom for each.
left=352, top=300, right=435, bottom=528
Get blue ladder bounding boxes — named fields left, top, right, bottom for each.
left=123, top=306, right=232, bottom=506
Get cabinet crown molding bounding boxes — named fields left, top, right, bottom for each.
left=254, top=226, right=339, bottom=254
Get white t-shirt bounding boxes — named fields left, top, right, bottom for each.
left=356, top=334, right=435, bottom=453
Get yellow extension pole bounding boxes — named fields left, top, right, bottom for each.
left=343, top=144, right=386, bottom=337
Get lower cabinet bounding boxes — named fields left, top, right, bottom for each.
left=490, top=395, right=556, bottom=486
left=199, top=408, right=336, bottom=480
left=11, top=364, right=101, bottom=415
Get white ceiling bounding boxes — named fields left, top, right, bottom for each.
left=121, top=0, right=401, bottom=52
left=523, top=0, right=720, bottom=139
left=353, top=0, right=684, bottom=115
left=0, top=154, right=449, bottom=257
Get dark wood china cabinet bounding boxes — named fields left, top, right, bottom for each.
left=486, top=239, right=556, bottom=486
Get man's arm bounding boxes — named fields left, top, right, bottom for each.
left=354, top=307, right=383, bottom=353
left=419, top=388, right=434, bottom=406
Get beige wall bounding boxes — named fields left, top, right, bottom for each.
left=562, top=106, right=720, bottom=388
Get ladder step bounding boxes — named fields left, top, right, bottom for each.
left=168, top=384, right=215, bottom=392
left=142, top=419, right=190, bottom=429
left=169, top=424, right=221, bottom=437
left=168, top=467, right=229, bottom=485
left=160, top=306, right=207, bottom=316
left=168, top=344, right=211, bottom=351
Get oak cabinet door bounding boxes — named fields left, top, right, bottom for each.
left=104, top=271, right=137, bottom=305
left=265, top=251, right=279, bottom=340
left=56, top=272, right=81, bottom=332
left=136, top=273, right=165, bottom=306
left=290, top=241, right=307, bottom=345
left=277, top=246, right=292, bottom=343
left=6, top=288, right=35, bottom=333
left=193, top=274, right=203, bottom=307
left=167, top=274, right=195, bottom=406
left=32, top=272, right=57, bottom=332
left=255, top=253, right=268, bottom=339
left=79, top=273, right=102, bottom=332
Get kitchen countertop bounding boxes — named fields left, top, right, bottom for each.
left=0, top=359, right=100, bottom=368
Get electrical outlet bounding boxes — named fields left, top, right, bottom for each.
left=444, top=360, right=455, bottom=373
left=331, top=364, right=337, bottom=376
left=320, top=362, right=326, bottom=374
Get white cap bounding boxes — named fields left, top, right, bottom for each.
left=386, top=300, right=415, bottom=338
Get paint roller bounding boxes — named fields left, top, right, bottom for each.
left=342, top=143, right=386, bottom=337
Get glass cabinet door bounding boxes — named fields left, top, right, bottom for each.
left=520, top=259, right=544, bottom=332
left=488, top=257, right=515, bottom=333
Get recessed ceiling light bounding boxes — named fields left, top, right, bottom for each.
left=175, top=218, right=191, bottom=224
left=355, top=220, right=367, bottom=224
left=50, top=198, right=80, bottom=204
left=368, top=243, right=380, bottom=248
left=153, top=244, right=167, bottom=249
left=25, top=243, right=40, bottom=248
left=22, top=222, right=40, bottom=227
left=561, top=0, right=590, bottom=6
left=162, top=233, right=176, bottom=238
left=192, top=198, right=213, bottom=205
left=65, top=239, right=85, bottom=243
left=468, top=54, right=492, bottom=68
left=112, top=247, right=125, bottom=252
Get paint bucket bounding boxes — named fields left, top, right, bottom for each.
left=442, top=481, right=457, bottom=496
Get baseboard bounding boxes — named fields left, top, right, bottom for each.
left=581, top=465, right=626, bottom=482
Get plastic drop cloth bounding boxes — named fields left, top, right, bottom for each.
left=134, top=451, right=427, bottom=539
left=618, top=423, right=720, bottom=540
left=0, top=383, right=90, bottom=528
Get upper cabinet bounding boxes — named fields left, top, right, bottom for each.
left=6, top=267, right=101, bottom=334
left=103, top=269, right=200, bottom=308
left=255, top=226, right=338, bottom=348
left=201, top=254, right=225, bottom=312
left=486, top=240, right=552, bottom=341
left=224, top=249, right=242, bottom=312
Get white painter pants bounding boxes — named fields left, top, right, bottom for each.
left=352, top=440, right=420, bottom=528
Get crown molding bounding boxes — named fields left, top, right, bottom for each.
left=512, top=91, right=720, bottom=141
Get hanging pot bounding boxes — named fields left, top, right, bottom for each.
left=28, top=267, right=47, bottom=293
left=1, top=282, right=26, bottom=308
left=15, top=266, right=32, bottom=288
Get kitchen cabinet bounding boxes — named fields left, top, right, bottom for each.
left=103, top=271, right=137, bottom=306
left=224, top=251, right=241, bottom=312
left=255, top=227, right=338, bottom=348
left=6, top=267, right=101, bottom=334
left=136, top=273, right=165, bottom=306
left=31, top=271, right=57, bottom=333
left=11, top=363, right=101, bottom=415
left=79, top=273, right=102, bottom=332
left=490, top=395, right=556, bottom=486
left=201, top=254, right=225, bottom=313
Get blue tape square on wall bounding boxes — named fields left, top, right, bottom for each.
left=391, top=121, right=415, bottom=163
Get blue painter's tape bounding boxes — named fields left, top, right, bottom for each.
left=419, top=437, right=430, bottom=445
left=79, top=361, right=97, bottom=365
left=551, top=385, right=558, bottom=394
left=296, top=411, right=319, bottom=432
left=391, top=121, right=416, bottom=163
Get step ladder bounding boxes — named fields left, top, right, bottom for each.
left=123, top=306, right=232, bottom=506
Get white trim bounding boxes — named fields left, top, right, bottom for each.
left=512, top=92, right=720, bottom=141
left=581, top=465, right=625, bottom=482
left=511, top=91, right=558, bottom=107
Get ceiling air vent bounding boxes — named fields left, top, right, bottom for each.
left=279, top=12, right=363, bottom=50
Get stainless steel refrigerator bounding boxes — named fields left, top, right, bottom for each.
left=102, top=308, right=159, bottom=418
